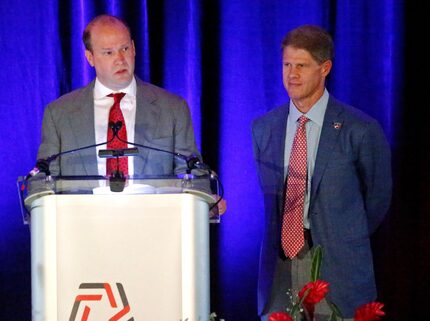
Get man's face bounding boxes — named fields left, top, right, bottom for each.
left=85, top=22, right=135, bottom=91
left=282, top=46, right=331, bottom=112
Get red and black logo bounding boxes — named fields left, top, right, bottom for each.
left=69, top=283, right=134, bottom=321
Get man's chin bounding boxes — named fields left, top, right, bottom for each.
left=110, top=76, right=133, bottom=90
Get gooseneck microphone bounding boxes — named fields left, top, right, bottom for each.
left=25, top=121, right=211, bottom=180
left=24, top=133, right=119, bottom=181
left=103, top=121, right=211, bottom=173
left=24, top=159, right=51, bottom=180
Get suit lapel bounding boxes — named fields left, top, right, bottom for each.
left=67, top=82, right=98, bottom=175
left=133, top=80, right=160, bottom=174
left=310, top=98, right=344, bottom=200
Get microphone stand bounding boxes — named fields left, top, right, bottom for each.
left=25, top=121, right=220, bottom=197
left=99, top=121, right=216, bottom=195
left=103, top=121, right=211, bottom=175
left=109, top=156, right=126, bottom=193
left=25, top=140, right=119, bottom=181
left=98, top=121, right=142, bottom=192
left=23, top=122, right=131, bottom=196
left=99, top=150, right=140, bottom=193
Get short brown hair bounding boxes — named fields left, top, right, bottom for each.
left=282, top=25, right=334, bottom=64
left=82, top=14, right=131, bottom=52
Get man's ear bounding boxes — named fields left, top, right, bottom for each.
left=131, top=40, right=136, bottom=57
left=85, top=50, right=95, bottom=67
left=321, top=60, right=332, bottom=77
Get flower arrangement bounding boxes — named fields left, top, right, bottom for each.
left=269, top=246, right=385, bottom=321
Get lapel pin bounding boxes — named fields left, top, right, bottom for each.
left=333, top=122, right=342, bottom=129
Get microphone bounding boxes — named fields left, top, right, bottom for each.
left=25, top=120, right=210, bottom=181
left=185, top=154, right=210, bottom=171
left=104, top=121, right=211, bottom=173
left=24, top=132, right=119, bottom=181
left=24, top=159, right=51, bottom=180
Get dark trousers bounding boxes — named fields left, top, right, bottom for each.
left=260, top=232, right=350, bottom=321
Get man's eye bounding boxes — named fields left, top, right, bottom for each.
left=122, top=47, right=129, bottom=52
left=102, top=51, right=112, bottom=55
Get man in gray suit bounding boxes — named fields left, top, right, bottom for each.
left=37, top=14, right=200, bottom=177
left=252, top=25, right=392, bottom=320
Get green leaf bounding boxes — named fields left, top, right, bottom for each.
left=310, top=245, right=323, bottom=281
left=329, top=302, right=343, bottom=319
left=328, top=311, right=340, bottom=321
left=289, top=300, right=301, bottom=317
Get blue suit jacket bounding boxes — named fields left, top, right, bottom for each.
left=37, top=77, right=200, bottom=176
left=252, top=96, right=392, bottom=317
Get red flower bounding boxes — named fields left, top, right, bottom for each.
left=298, top=280, right=329, bottom=305
left=354, top=302, right=385, bottom=321
left=268, top=311, right=294, bottom=321
left=297, top=280, right=329, bottom=318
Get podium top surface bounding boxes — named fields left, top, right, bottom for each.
left=18, top=175, right=221, bottom=224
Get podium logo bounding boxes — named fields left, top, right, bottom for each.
left=69, top=283, right=134, bottom=321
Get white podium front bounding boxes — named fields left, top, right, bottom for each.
left=30, top=193, right=210, bottom=321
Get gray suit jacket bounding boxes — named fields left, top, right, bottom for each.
left=37, top=77, right=201, bottom=176
left=252, top=96, right=392, bottom=317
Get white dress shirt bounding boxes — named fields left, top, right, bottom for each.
left=284, top=89, right=329, bottom=228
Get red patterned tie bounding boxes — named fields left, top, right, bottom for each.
left=106, top=92, right=128, bottom=176
left=281, top=115, right=309, bottom=258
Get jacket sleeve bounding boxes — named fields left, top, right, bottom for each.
left=172, top=98, right=202, bottom=175
left=37, top=104, right=61, bottom=176
left=357, top=119, right=392, bottom=233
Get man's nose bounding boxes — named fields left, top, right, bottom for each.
left=115, top=51, right=125, bottom=62
left=288, top=67, right=299, bottom=78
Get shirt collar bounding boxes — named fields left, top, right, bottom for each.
left=93, top=77, right=137, bottom=100
left=289, top=89, right=329, bottom=126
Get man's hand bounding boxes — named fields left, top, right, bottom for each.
left=209, top=195, right=227, bottom=217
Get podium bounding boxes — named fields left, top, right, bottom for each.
left=19, top=176, right=219, bottom=321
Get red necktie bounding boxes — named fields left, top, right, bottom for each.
left=281, top=115, right=309, bottom=258
left=106, top=92, right=128, bottom=176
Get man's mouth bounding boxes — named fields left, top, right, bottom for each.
left=115, top=69, right=128, bottom=75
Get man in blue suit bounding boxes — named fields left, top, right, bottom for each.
left=252, top=25, right=392, bottom=320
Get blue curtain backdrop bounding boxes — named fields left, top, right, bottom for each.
left=2, top=1, right=427, bottom=320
